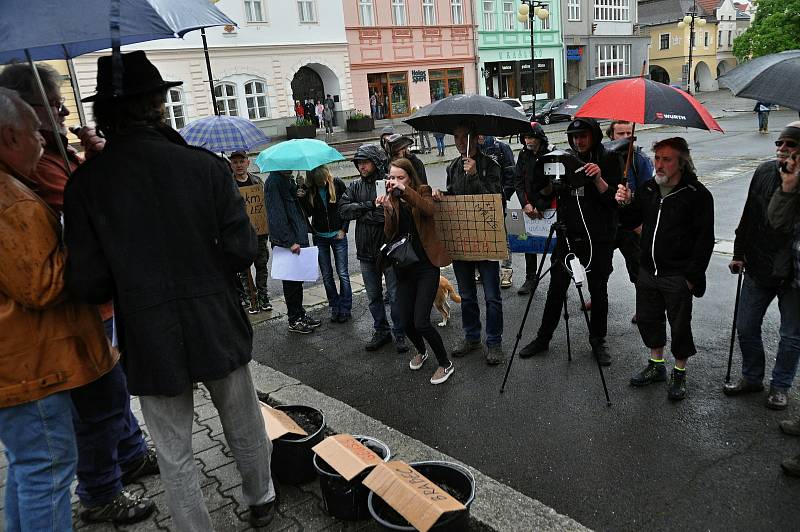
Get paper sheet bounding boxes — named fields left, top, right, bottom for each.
left=270, top=246, right=319, bottom=282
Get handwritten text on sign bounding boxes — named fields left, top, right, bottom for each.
left=238, top=184, right=268, bottom=236
left=433, top=194, right=508, bottom=261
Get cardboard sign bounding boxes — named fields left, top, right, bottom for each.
left=311, top=434, right=384, bottom=481
left=239, top=184, right=269, bottom=236
left=363, top=461, right=466, bottom=532
left=505, top=208, right=557, bottom=254
left=259, top=402, right=307, bottom=441
left=433, top=194, right=508, bottom=261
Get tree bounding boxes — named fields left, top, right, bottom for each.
left=733, top=0, right=800, bottom=61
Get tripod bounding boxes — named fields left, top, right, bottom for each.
left=500, top=181, right=612, bottom=406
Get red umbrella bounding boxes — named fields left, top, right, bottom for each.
left=559, top=77, right=722, bottom=184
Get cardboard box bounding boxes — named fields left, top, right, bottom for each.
left=259, top=402, right=307, bottom=441
left=311, top=434, right=384, bottom=481
left=363, top=461, right=466, bottom=532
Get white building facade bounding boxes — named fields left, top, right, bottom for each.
left=73, top=0, right=353, bottom=137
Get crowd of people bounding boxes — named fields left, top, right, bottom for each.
left=0, top=48, right=799, bottom=532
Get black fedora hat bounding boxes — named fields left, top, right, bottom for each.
left=82, top=50, right=182, bottom=102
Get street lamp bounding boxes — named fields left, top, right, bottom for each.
left=677, top=0, right=706, bottom=95
left=517, top=0, right=549, bottom=109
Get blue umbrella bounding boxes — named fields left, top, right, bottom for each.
left=255, top=139, right=346, bottom=172
left=180, top=115, right=271, bottom=153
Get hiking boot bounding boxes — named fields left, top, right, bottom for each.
left=430, top=361, right=455, bottom=385
left=781, top=454, right=800, bottom=478
left=249, top=499, right=276, bottom=528
left=80, top=490, right=155, bottom=525
left=365, top=332, right=392, bottom=351
left=722, top=378, right=764, bottom=396
left=517, top=277, right=534, bottom=295
left=121, top=448, right=159, bottom=485
left=590, top=337, right=611, bottom=366
left=668, top=369, right=687, bottom=401
left=409, top=348, right=429, bottom=370
left=766, top=387, right=789, bottom=410
left=485, top=344, right=505, bottom=366
left=630, top=360, right=667, bottom=387
left=452, top=339, right=482, bottom=358
left=247, top=304, right=259, bottom=314
left=289, top=319, right=313, bottom=334
left=259, top=297, right=273, bottom=312
left=519, top=336, right=549, bottom=359
left=779, top=417, right=800, bottom=437
left=500, top=268, right=513, bottom=289
left=395, top=336, right=409, bottom=354
left=302, top=314, right=322, bottom=329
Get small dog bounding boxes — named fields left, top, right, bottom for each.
left=434, top=275, right=461, bottom=327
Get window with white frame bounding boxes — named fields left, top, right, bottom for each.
left=594, top=0, right=630, bottom=22
left=483, top=0, right=496, bottom=30
left=539, top=3, right=550, bottom=29
left=423, top=0, right=437, bottom=25
left=451, top=0, right=464, bottom=24
left=165, top=88, right=186, bottom=129
left=502, top=1, right=515, bottom=30
left=297, top=0, right=317, bottom=23
left=392, top=0, right=408, bottom=25
left=568, top=0, right=580, bottom=20
left=244, top=0, right=267, bottom=23
left=214, top=83, right=238, bottom=116
left=596, top=44, right=630, bottom=78
left=659, top=33, right=669, bottom=50
left=359, top=0, right=375, bottom=26
left=244, top=80, right=269, bottom=119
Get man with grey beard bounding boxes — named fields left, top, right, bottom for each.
left=616, top=137, right=715, bottom=401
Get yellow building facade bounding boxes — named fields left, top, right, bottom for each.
left=644, top=19, right=720, bottom=91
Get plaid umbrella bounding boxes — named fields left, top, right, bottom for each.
left=180, top=115, right=271, bottom=153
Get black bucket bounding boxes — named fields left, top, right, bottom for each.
left=367, top=461, right=476, bottom=531
left=271, top=405, right=325, bottom=484
left=313, top=435, right=391, bottom=521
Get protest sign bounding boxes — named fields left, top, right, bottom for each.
left=505, top=208, right=557, bottom=254
left=238, top=184, right=268, bottom=236
left=433, top=194, right=508, bottom=261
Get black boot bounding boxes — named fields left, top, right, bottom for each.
left=589, top=337, right=611, bottom=366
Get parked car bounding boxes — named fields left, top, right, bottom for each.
left=531, top=98, right=571, bottom=124
left=500, top=97, right=527, bottom=116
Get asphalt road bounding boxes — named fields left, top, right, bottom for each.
left=254, top=109, right=800, bottom=531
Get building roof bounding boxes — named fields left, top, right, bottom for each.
left=639, top=0, right=717, bottom=26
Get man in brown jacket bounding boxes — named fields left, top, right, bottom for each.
left=0, top=88, right=117, bottom=531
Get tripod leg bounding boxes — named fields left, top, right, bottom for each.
left=500, top=223, right=558, bottom=393
left=564, top=296, right=572, bottom=362
left=575, top=284, right=611, bottom=406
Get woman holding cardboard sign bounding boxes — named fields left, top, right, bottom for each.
left=376, top=159, right=454, bottom=384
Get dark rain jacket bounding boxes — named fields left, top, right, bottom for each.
left=339, top=145, right=389, bottom=262
left=767, top=185, right=800, bottom=287
left=445, top=149, right=502, bottom=196
left=265, top=171, right=310, bottom=248
left=299, top=177, right=349, bottom=235
left=480, top=136, right=516, bottom=200
left=515, top=142, right=555, bottom=207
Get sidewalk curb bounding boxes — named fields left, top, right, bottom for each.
left=248, top=359, right=591, bottom=532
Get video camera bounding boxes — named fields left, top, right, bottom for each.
left=539, top=150, right=591, bottom=191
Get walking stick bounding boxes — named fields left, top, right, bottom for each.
left=725, top=270, right=744, bottom=383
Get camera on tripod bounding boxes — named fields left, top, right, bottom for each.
left=539, top=150, right=591, bottom=191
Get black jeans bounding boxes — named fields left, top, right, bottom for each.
left=636, top=268, right=696, bottom=359
left=614, top=228, right=641, bottom=284
left=537, top=239, right=613, bottom=341
left=396, top=264, right=449, bottom=366
left=283, top=280, right=305, bottom=322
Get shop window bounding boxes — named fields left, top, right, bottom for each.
left=389, top=72, right=409, bottom=116
left=429, top=68, right=464, bottom=101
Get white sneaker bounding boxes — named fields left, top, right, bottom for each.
left=409, top=350, right=429, bottom=370
left=500, top=268, right=513, bottom=289
left=430, top=362, right=454, bottom=384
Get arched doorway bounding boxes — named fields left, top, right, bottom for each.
left=649, top=65, right=670, bottom=85
left=291, top=66, right=324, bottom=104
left=717, top=58, right=737, bottom=77
left=693, top=61, right=714, bottom=92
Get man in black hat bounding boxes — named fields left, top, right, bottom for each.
left=519, top=117, right=622, bottom=366
left=387, top=133, right=427, bottom=184
left=63, top=50, right=277, bottom=529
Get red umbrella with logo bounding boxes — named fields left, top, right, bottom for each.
left=559, top=76, right=722, bottom=183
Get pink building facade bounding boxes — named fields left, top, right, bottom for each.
left=344, top=0, right=478, bottom=119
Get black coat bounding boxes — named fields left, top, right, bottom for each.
left=733, top=160, right=793, bottom=287
left=63, top=127, right=257, bottom=396
left=299, top=177, right=349, bottom=234
left=339, top=171, right=387, bottom=262
left=624, top=173, right=715, bottom=297
left=265, top=171, right=310, bottom=248
left=445, top=150, right=502, bottom=196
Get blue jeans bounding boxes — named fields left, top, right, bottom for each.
left=452, top=260, right=504, bottom=346
left=0, top=391, right=77, bottom=532
left=314, top=234, right=353, bottom=318
left=360, top=259, right=403, bottom=337
left=435, top=136, right=445, bottom=153
left=738, top=275, right=800, bottom=390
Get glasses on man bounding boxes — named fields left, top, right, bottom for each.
left=29, top=97, right=66, bottom=111
left=775, top=139, right=798, bottom=149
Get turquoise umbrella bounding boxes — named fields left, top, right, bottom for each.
left=255, top=139, right=345, bottom=172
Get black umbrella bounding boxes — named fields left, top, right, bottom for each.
left=404, top=94, right=532, bottom=137
left=718, top=50, right=800, bottom=110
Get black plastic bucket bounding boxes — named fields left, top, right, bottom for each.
left=313, top=435, right=391, bottom=521
left=270, top=405, right=325, bottom=484
left=367, top=461, right=476, bottom=531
